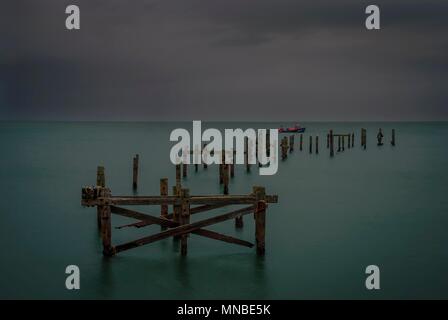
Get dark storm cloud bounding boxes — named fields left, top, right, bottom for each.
left=1, top=0, right=448, bottom=120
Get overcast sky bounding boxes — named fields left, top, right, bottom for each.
left=2, top=0, right=448, bottom=121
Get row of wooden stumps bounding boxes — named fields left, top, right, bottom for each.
left=85, top=167, right=278, bottom=257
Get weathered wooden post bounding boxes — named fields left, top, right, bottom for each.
left=337, top=136, right=341, bottom=152
left=245, top=137, right=251, bottom=173
left=180, top=188, right=190, bottom=256
left=99, top=187, right=114, bottom=256
left=361, top=129, right=364, bottom=147
left=219, top=152, right=225, bottom=184
left=309, top=136, right=313, bottom=154
left=363, top=129, right=367, bottom=150
left=182, top=163, right=187, bottom=178
left=253, top=186, right=266, bottom=256
left=160, top=178, right=168, bottom=230
left=132, top=154, right=139, bottom=189
left=281, top=137, right=288, bottom=160
left=330, top=130, right=334, bottom=157
left=223, top=164, right=229, bottom=195
left=342, top=135, right=345, bottom=151
left=391, top=129, right=396, bottom=146
left=266, top=130, right=271, bottom=157
left=172, top=186, right=181, bottom=241
left=96, top=166, right=105, bottom=229
left=348, top=134, right=351, bottom=149
left=327, top=134, right=329, bottom=149
left=300, top=134, right=303, bottom=151
left=203, top=143, right=208, bottom=169
left=175, top=164, right=181, bottom=189
left=289, top=135, right=294, bottom=152
left=97, top=166, right=105, bottom=187
left=315, top=135, right=319, bottom=154
left=351, top=133, right=354, bottom=148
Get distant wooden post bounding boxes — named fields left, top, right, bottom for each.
left=309, top=136, right=313, bottom=154
left=327, top=134, right=329, bottom=149
left=253, top=186, right=266, bottom=256
left=172, top=186, right=181, bottom=241
left=348, top=134, right=351, bottom=149
left=266, top=130, right=271, bottom=157
left=337, top=136, right=341, bottom=152
left=96, top=166, right=105, bottom=229
left=182, top=163, right=187, bottom=178
left=132, top=154, right=139, bottom=189
left=351, top=133, right=354, bottom=148
left=330, top=130, right=334, bottom=157
left=361, top=129, right=364, bottom=147
left=160, top=178, right=169, bottom=230
left=281, top=137, right=288, bottom=160
left=175, top=164, right=181, bottom=189
left=180, top=188, right=190, bottom=256
left=223, top=164, right=229, bottom=195
left=99, top=187, right=114, bottom=256
left=363, top=129, right=367, bottom=150
left=342, top=135, right=345, bottom=151
left=289, top=135, right=294, bottom=152
left=203, top=143, right=208, bottom=169
left=245, top=137, right=251, bottom=173
left=391, top=129, right=396, bottom=146
left=300, top=134, right=303, bottom=151
left=315, top=135, right=319, bottom=154
left=97, top=166, right=105, bottom=187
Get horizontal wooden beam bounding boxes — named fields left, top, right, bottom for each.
left=114, top=205, right=256, bottom=253
left=109, top=195, right=277, bottom=206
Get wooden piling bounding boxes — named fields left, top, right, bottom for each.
left=337, top=136, right=341, bottom=152
left=245, top=137, right=251, bottom=173
left=203, top=143, right=208, bottom=169
left=99, top=187, right=114, bottom=256
left=175, top=164, right=181, bottom=189
left=230, top=162, right=235, bottom=178
left=309, top=136, right=313, bottom=154
left=330, top=130, right=334, bottom=157
left=180, top=188, right=190, bottom=256
left=281, top=137, right=288, bottom=160
left=96, top=166, right=105, bottom=229
left=342, top=135, right=345, bottom=151
left=315, top=135, right=319, bottom=154
left=327, top=134, right=329, bottom=149
left=132, top=154, right=139, bottom=189
left=172, top=186, right=181, bottom=241
left=348, top=134, right=351, bottom=149
left=352, top=133, right=354, bottom=148
left=223, top=164, right=229, bottom=195
left=253, top=186, right=266, bottom=256
left=182, top=163, right=187, bottom=178
left=266, top=130, right=271, bottom=157
left=391, top=129, right=396, bottom=146
left=300, top=134, right=303, bottom=151
left=363, top=129, right=367, bottom=150
left=97, top=166, right=105, bottom=187
left=160, top=178, right=168, bottom=216
left=289, top=135, right=294, bottom=152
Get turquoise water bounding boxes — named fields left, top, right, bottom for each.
left=0, top=122, right=447, bottom=299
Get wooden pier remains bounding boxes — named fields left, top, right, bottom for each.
left=132, top=154, right=139, bottom=189
left=82, top=179, right=278, bottom=257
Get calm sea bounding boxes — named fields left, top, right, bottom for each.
left=0, top=122, right=447, bottom=299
